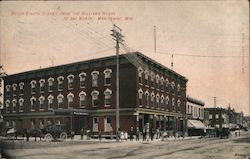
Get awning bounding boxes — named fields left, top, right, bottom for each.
left=188, top=119, right=206, bottom=129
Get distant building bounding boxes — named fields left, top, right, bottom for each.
left=2, top=52, right=188, bottom=135
left=186, top=96, right=206, bottom=136
left=205, top=107, right=230, bottom=129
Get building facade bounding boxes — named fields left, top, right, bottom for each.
left=205, top=107, right=229, bottom=129
left=186, top=96, right=204, bottom=121
left=2, top=52, right=188, bottom=135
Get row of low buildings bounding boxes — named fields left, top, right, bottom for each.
left=0, top=52, right=248, bottom=136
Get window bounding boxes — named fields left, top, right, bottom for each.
left=5, top=100, right=10, bottom=113
left=172, top=98, right=175, bottom=111
left=39, top=96, right=45, bottom=110
left=104, top=69, right=112, bottom=85
left=48, top=77, right=54, bottom=92
left=79, top=91, right=86, bottom=108
left=171, top=81, right=175, bottom=90
left=215, top=114, right=219, bottom=119
left=79, top=72, right=86, bottom=88
left=40, top=119, right=45, bottom=129
left=138, top=67, right=143, bottom=84
left=177, top=99, right=181, bottom=107
left=165, top=78, right=169, bottom=90
left=67, top=92, right=74, bottom=108
left=209, top=114, right=212, bottom=119
left=91, top=71, right=99, bottom=87
left=138, top=88, right=143, bottom=107
left=145, top=91, right=150, bottom=108
left=30, top=80, right=36, bottom=94
left=39, top=79, right=45, bottom=93
left=91, top=90, right=99, bottom=107
left=57, top=94, right=64, bottom=109
left=166, top=96, right=169, bottom=110
left=144, top=70, right=149, bottom=86
left=57, top=76, right=64, bottom=91
left=47, top=95, right=54, bottom=110
left=6, top=85, right=11, bottom=96
left=104, top=116, right=112, bottom=132
left=19, top=82, right=24, bottom=95
left=150, top=72, right=155, bottom=88
left=156, top=74, right=160, bottom=89
left=151, top=92, right=155, bottom=108
left=12, top=99, right=17, bottom=112
left=104, top=88, right=112, bottom=106
left=12, top=84, right=17, bottom=96
left=93, top=117, right=99, bottom=132
left=177, top=84, right=181, bottom=92
left=156, top=94, right=160, bottom=109
left=30, top=97, right=36, bottom=111
left=160, top=77, right=164, bottom=91
left=161, top=95, right=165, bottom=110
left=19, top=98, right=24, bottom=112
left=67, top=74, right=74, bottom=90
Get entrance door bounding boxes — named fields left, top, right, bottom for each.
left=73, top=115, right=84, bottom=134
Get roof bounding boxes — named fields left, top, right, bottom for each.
left=187, top=96, right=205, bottom=106
left=4, top=52, right=188, bottom=82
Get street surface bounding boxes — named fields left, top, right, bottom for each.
left=1, top=132, right=250, bottom=159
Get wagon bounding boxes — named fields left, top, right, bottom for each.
left=41, top=124, right=68, bottom=141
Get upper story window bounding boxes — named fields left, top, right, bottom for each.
left=30, top=80, right=37, bottom=94
left=160, top=77, right=164, bottom=91
left=19, top=98, right=24, bottom=112
left=67, top=74, right=74, bottom=90
left=57, top=94, right=64, bottom=109
left=138, top=88, right=143, bottom=107
left=67, top=92, right=74, bottom=108
left=6, top=85, right=11, bottom=96
left=177, top=84, right=181, bottom=92
left=209, top=114, right=212, bottom=119
left=151, top=92, right=155, bottom=108
left=5, top=100, right=10, bottom=113
left=19, top=82, right=24, bottom=95
left=150, top=72, right=155, bottom=88
left=91, top=71, right=99, bottom=87
left=160, top=95, right=165, bottom=109
left=171, top=81, right=175, bottom=90
left=177, top=99, right=181, bottom=107
left=47, top=95, right=54, bottom=110
left=144, top=70, right=149, bottom=86
left=79, top=91, right=86, bottom=108
left=39, top=79, right=45, bottom=93
left=104, top=69, right=112, bottom=86
left=91, top=90, right=99, bottom=107
left=156, top=74, right=160, bottom=89
left=12, top=84, right=17, bottom=96
left=57, top=76, right=64, bottom=91
left=39, top=96, right=45, bottom=110
left=30, top=96, right=36, bottom=111
left=145, top=91, right=149, bottom=108
left=172, top=97, right=175, bottom=111
left=138, top=67, right=143, bottom=84
left=79, top=72, right=86, bottom=88
left=12, top=99, right=17, bottom=112
left=48, top=77, right=54, bottom=92
left=104, top=88, right=112, bottom=106
left=156, top=94, right=160, bottom=109
left=215, top=114, right=219, bottom=119
left=165, top=78, right=169, bottom=90
left=166, top=96, right=169, bottom=109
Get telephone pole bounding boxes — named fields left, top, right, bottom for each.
left=213, top=97, right=217, bottom=108
left=111, top=24, right=124, bottom=141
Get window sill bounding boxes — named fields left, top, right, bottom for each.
left=145, top=85, right=149, bottom=87
left=138, top=105, right=143, bottom=107
left=104, top=105, right=111, bottom=107
left=104, top=84, right=111, bottom=86
left=80, top=86, right=86, bottom=89
left=48, top=90, right=53, bottom=93
left=68, top=88, right=73, bottom=90
left=40, top=109, right=44, bottom=111
left=58, top=89, right=63, bottom=92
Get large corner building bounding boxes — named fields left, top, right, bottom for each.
left=2, top=52, right=188, bottom=135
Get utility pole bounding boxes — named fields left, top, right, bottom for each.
left=111, top=24, right=124, bottom=141
left=213, top=97, right=216, bottom=108
left=154, top=25, right=156, bottom=53
left=171, top=54, right=174, bottom=70
left=0, top=65, right=7, bottom=124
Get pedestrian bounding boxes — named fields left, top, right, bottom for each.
left=146, top=127, right=150, bottom=142
left=136, top=127, right=140, bottom=141
left=129, top=127, right=134, bottom=141
left=98, top=130, right=102, bottom=141
left=80, top=128, right=84, bottom=140
left=156, top=128, right=160, bottom=139
left=142, top=128, right=146, bottom=141
left=150, top=128, right=154, bottom=141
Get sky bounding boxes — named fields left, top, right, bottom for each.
left=0, top=1, right=249, bottom=115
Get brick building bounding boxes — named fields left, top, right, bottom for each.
left=2, top=52, right=188, bottom=135
left=205, top=107, right=229, bottom=129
